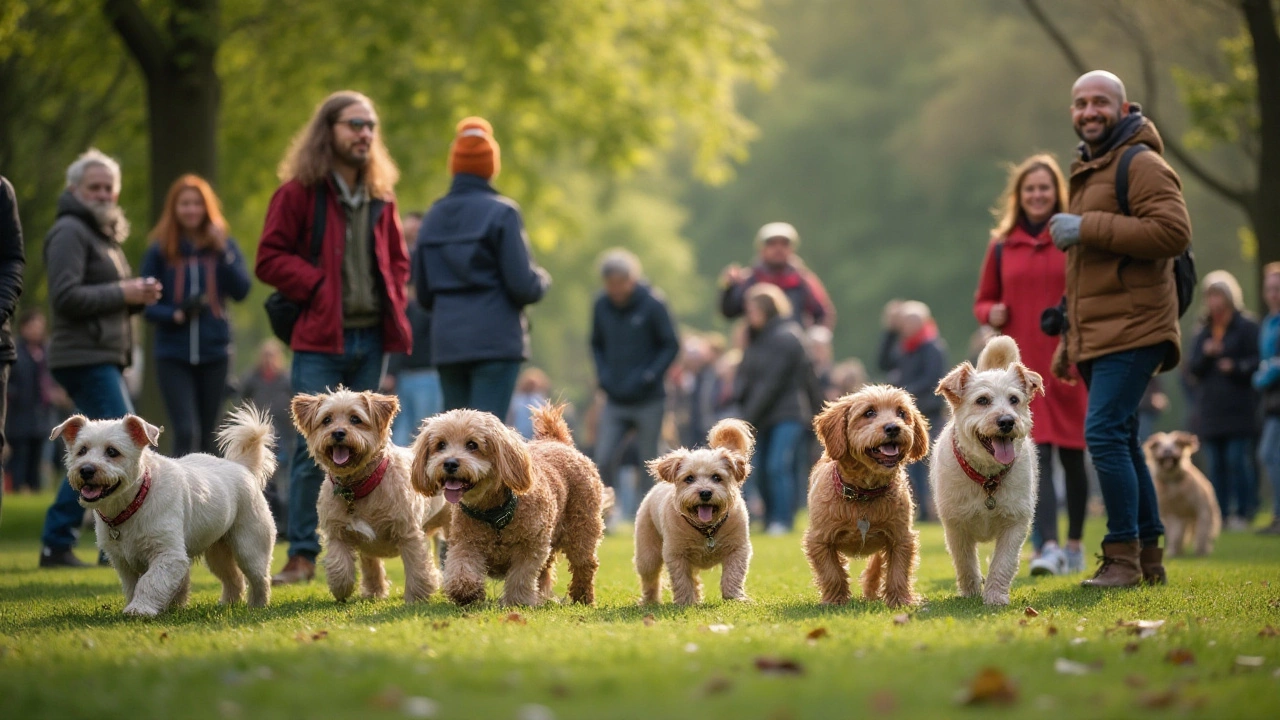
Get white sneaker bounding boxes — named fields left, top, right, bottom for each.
left=765, top=522, right=788, bottom=536
left=1029, top=542, right=1067, bottom=576
left=1064, top=546, right=1085, bottom=574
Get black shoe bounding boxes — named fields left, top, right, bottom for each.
left=40, top=546, right=89, bottom=568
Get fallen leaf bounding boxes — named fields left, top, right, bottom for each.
left=503, top=613, right=527, bottom=625
left=893, top=613, right=911, bottom=625
left=1124, top=674, right=1147, bottom=688
left=1054, top=658, right=1093, bottom=676
left=369, top=686, right=404, bottom=710
left=158, top=632, right=169, bottom=642
left=549, top=683, right=570, bottom=698
left=1260, top=625, right=1278, bottom=638
left=806, top=627, right=829, bottom=642
left=1124, top=642, right=1141, bottom=655
left=754, top=656, right=805, bottom=676
left=868, top=689, right=897, bottom=714
left=1024, top=607, right=1039, bottom=617
left=1138, top=689, right=1179, bottom=709
left=705, top=623, right=733, bottom=634
left=1046, top=625, right=1059, bottom=636
left=1165, top=648, right=1195, bottom=666
left=642, top=614, right=656, bottom=627
left=958, top=667, right=1018, bottom=706
left=431, top=621, right=450, bottom=630
left=81, top=637, right=95, bottom=649
left=1018, top=618, right=1029, bottom=627
left=1117, top=619, right=1165, bottom=639
left=701, top=674, right=734, bottom=696
left=1235, top=655, right=1265, bottom=668
left=1271, top=599, right=1280, bottom=609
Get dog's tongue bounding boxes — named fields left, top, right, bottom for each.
left=879, top=444, right=900, bottom=457
left=443, top=478, right=467, bottom=505
left=992, top=437, right=1017, bottom=465
left=331, top=446, right=350, bottom=466
left=697, top=505, right=715, bottom=523
left=80, top=485, right=103, bottom=500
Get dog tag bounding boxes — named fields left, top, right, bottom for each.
left=985, top=496, right=997, bottom=511
left=857, top=518, right=870, bottom=545
left=110, top=528, right=120, bottom=541
left=706, top=536, right=716, bottom=551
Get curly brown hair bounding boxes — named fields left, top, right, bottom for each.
left=277, top=91, right=399, bottom=199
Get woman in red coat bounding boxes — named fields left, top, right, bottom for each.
left=974, top=153, right=1090, bottom=575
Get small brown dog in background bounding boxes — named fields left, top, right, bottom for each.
left=634, top=419, right=755, bottom=605
left=292, top=388, right=447, bottom=604
left=411, top=403, right=606, bottom=607
left=1143, top=431, right=1221, bottom=556
left=803, top=385, right=931, bottom=608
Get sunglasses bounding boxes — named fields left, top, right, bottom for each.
left=336, top=118, right=377, bottom=133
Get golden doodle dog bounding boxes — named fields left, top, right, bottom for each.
left=411, top=403, right=606, bottom=607
left=292, top=388, right=447, bottom=604
left=54, top=405, right=277, bottom=616
left=931, top=336, right=1043, bottom=606
left=803, top=385, right=930, bottom=607
left=634, top=419, right=755, bottom=605
left=1143, top=431, right=1221, bottom=556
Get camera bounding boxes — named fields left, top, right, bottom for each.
left=1040, top=298, right=1068, bottom=337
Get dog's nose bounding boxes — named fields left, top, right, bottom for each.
left=78, top=465, right=96, bottom=481
left=883, top=423, right=900, bottom=438
left=332, top=429, right=346, bottom=442
left=997, top=415, right=1016, bottom=433
left=699, top=490, right=713, bottom=502
left=443, top=458, right=460, bottom=474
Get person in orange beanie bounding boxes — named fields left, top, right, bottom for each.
left=414, top=117, right=550, bottom=418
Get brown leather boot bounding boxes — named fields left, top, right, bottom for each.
left=271, top=555, right=315, bottom=586
left=1080, top=540, right=1141, bottom=588
left=1140, top=544, right=1167, bottom=585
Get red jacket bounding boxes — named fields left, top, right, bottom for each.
left=974, top=223, right=1086, bottom=449
left=255, top=178, right=411, bottom=354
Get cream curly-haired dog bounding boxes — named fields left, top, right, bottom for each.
left=931, top=335, right=1043, bottom=606
left=411, top=403, right=605, bottom=607
left=635, top=419, right=755, bottom=605
left=803, top=385, right=931, bottom=608
left=292, top=388, right=447, bottom=604
left=54, top=404, right=277, bottom=616
left=1144, top=431, right=1221, bottom=556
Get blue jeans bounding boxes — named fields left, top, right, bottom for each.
left=1078, top=345, right=1166, bottom=544
left=1205, top=435, right=1257, bottom=520
left=753, top=420, right=803, bottom=531
left=1257, top=416, right=1280, bottom=520
left=42, top=364, right=135, bottom=550
left=287, top=328, right=387, bottom=560
left=392, top=369, right=443, bottom=446
left=437, top=360, right=521, bottom=418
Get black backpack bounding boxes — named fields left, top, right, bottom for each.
left=1115, top=143, right=1197, bottom=318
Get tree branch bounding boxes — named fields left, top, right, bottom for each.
left=1020, top=0, right=1086, bottom=74
left=102, top=0, right=167, bottom=79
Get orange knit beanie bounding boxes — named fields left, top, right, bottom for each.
left=449, top=117, right=501, bottom=179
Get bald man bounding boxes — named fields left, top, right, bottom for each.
left=1047, top=70, right=1191, bottom=590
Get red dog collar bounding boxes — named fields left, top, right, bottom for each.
left=332, top=456, right=390, bottom=510
left=832, top=466, right=892, bottom=502
left=951, top=436, right=1010, bottom=509
left=97, top=469, right=152, bottom=528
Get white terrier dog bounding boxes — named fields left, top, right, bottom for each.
left=930, top=336, right=1043, bottom=606
left=54, top=405, right=278, bottom=616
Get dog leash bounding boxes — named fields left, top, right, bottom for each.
left=461, top=486, right=520, bottom=532
left=951, top=436, right=1011, bottom=510
left=331, top=456, right=390, bottom=514
left=681, top=512, right=729, bottom=551
left=97, top=469, right=152, bottom=540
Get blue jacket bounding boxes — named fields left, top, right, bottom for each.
left=415, top=174, right=549, bottom=365
left=140, top=238, right=251, bottom=364
left=1254, top=312, right=1280, bottom=392
left=591, top=283, right=680, bottom=404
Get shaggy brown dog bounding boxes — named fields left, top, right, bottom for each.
left=1144, top=431, right=1222, bottom=556
left=411, top=404, right=605, bottom=606
left=803, top=385, right=930, bottom=607
left=634, top=419, right=755, bottom=605
left=293, top=388, right=447, bottom=604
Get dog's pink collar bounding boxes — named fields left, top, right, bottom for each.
left=952, top=436, right=1009, bottom=490
left=332, top=456, right=390, bottom=510
left=97, top=469, right=152, bottom=529
left=832, top=466, right=892, bottom=502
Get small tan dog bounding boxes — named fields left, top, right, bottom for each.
left=634, top=419, right=755, bottom=605
left=292, top=388, right=447, bottom=604
left=54, top=405, right=277, bottom=616
left=803, top=385, right=930, bottom=607
left=1143, top=431, right=1221, bottom=556
left=411, top=403, right=606, bottom=606
left=931, top=336, right=1043, bottom=606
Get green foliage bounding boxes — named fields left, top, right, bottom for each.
left=1172, top=31, right=1260, bottom=151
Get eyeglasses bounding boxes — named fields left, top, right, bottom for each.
left=336, top=118, right=377, bottom=133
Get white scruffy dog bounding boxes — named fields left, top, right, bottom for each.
left=53, top=405, right=278, bottom=616
left=930, top=336, right=1043, bottom=606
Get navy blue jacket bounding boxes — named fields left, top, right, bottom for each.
left=591, top=283, right=679, bottom=404
left=140, top=238, right=251, bottom=364
left=415, top=174, right=549, bottom=365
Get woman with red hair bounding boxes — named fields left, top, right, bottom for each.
left=141, top=174, right=251, bottom=455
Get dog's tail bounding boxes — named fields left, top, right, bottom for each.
left=708, top=418, right=754, bottom=457
left=531, top=402, right=574, bottom=445
left=217, top=403, right=278, bottom=490
left=977, top=334, right=1022, bottom=372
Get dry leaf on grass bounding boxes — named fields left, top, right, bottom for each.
left=158, top=632, right=169, bottom=642
left=806, top=627, right=829, bottom=642
left=369, top=686, right=404, bottom=710
left=701, top=674, right=734, bottom=696
left=1054, top=658, right=1093, bottom=675
left=957, top=667, right=1017, bottom=706
left=1165, top=648, right=1195, bottom=666
left=1137, top=689, right=1180, bottom=709
left=642, top=614, right=656, bottom=627
left=1024, top=607, right=1039, bottom=617
left=1046, top=625, right=1059, bottom=636
left=503, top=613, right=527, bottom=625
left=1124, top=642, right=1141, bottom=655
left=754, top=656, right=805, bottom=676
left=1116, top=619, right=1165, bottom=639
left=1124, top=673, right=1147, bottom=688
left=868, top=689, right=897, bottom=714
left=892, top=613, right=911, bottom=625
left=1260, top=625, right=1278, bottom=638
left=431, top=621, right=450, bottom=630
left=296, top=630, right=328, bottom=643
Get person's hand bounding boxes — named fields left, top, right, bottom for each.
left=719, top=263, right=744, bottom=288
left=121, top=277, right=163, bottom=305
left=1217, top=357, right=1234, bottom=373
left=380, top=375, right=396, bottom=393
left=988, top=303, right=1008, bottom=328
left=173, top=309, right=186, bottom=325
left=1051, top=340, right=1074, bottom=384
left=881, top=299, right=904, bottom=330
left=1202, top=337, right=1223, bottom=357
left=1049, top=213, right=1082, bottom=250
left=1150, top=392, right=1169, bottom=412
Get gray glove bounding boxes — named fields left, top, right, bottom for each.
left=1049, top=213, right=1082, bottom=250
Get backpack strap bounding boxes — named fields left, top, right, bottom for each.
left=308, top=181, right=327, bottom=264
left=1114, top=143, right=1150, bottom=217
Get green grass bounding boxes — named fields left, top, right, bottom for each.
left=1, top=492, right=1278, bottom=720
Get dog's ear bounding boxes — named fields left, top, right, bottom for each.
left=122, top=415, right=162, bottom=448
left=291, top=394, right=323, bottom=435
left=905, top=399, right=931, bottom=463
left=1173, top=431, right=1200, bottom=455
left=1142, top=432, right=1162, bottom=454
left=51, top=415, right=89, bottom=445
left=492, top=423, right=534, bottom=495
left=363, top=392, right=401, bottom=434
left=723, top=452, right=751, bottom=484
left=937, top=362, right=974, bottom=408
left=408, top=422, right=441, bottom=497
left=646, top=452, right=687, bottom=483
left=813, top=398, right=851, bottom=462
left=1015, top=363, right=1045, bottom=398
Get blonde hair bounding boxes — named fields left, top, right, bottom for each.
left=1201, top=269, right=1244, bottom=314
left=990, top=154, right=1068, bottom=241
left=745, top=282, right=793, bottom=320
left=278, top=91, right=399, bottom=200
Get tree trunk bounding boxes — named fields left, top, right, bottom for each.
left=1244, top=0, right=1280, bottom=299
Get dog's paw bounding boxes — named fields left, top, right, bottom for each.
left=818, top=595, right=851, bottom=606
left=982, top=591, right=1011, bottom=606
left=122, top=603, right=160, bottom=617
left=883, top=593, right=918, bottom=609
left=723, top=595, right=753, bottom=603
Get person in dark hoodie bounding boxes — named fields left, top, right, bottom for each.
left=0, top=176, right=25, bottom=520
left=140, top=174, right=251, bottom=456
left=416, top=117, right=550, bottom=418
left=590, top=249, right=679, bottom=520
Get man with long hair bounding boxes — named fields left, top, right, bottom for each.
left=255, top=91, right=412, bottom=585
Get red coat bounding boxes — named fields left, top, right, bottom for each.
left=255, top=178, right=411, bottom=354
left=974, top=224, right=1086, bottom=449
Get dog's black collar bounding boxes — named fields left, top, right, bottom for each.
left=460, top=487, right=519, bottom=532
left=681, top=511, right=729, bottom=540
